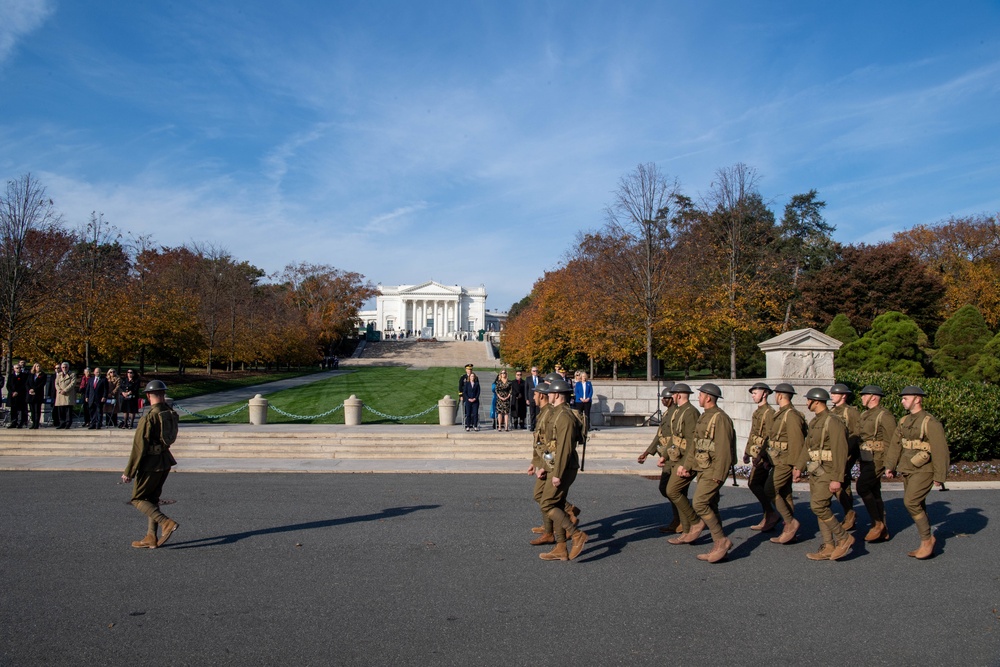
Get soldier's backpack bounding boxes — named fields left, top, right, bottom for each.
left=159, top=409, right=179, bottom=447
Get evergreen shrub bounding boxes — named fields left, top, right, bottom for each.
left=837, top=370, right=1000, bottom=462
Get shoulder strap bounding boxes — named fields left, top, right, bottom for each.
left=819, top=414, right=830, bottom=449
left=919, top=414, right=931, bottom=441
left=706, top=411, right=721, bottom=439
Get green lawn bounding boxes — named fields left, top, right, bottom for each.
left=153, top=370, right=319, bottom=401
left=184, top=366, right=465, bottom=424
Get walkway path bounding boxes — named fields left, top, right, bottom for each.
left=172, top=369, right=348, bottom=414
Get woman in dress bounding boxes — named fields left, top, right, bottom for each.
left=495, top=369, right=513, bottom=431
left=119, top=369, right=141, bottom=428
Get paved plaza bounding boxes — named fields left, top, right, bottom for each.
left=1, top=471, right=996, bottom=665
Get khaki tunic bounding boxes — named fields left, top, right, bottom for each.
left=768, top=404, right=806, bottom=465
left=683, top=406, right=735, bottom=480
left=645, top=404, right=677, bottom=458
left=795, top=411, right=849, bottom=483
left=885, top=410, right=949, bottom=485
left=858, top=405, right=896, bottom=475
left=743, top=404, right=774, bottom=460
left=539, top=403, right=582, bottom=515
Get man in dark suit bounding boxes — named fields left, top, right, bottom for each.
left=525, top=366, right=541, bottom=430
left=26, top=363, right=47, bottom=429
left=6, top=361, right=28, bottom=428
left=86, top=366, right=108, bottom=429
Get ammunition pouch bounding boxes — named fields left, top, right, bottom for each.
left=768, top=440, right=788, bottom=458
left=693, top=437, right=715, bottom=471
left=148, top=444, right=164, bottom=456
left=909, top=449, right=931, bottom=468
left=748, top=434, right=765, bottom=458
left=667, top=446, right=682, bottom=462
left=808, top=449, right=833, bottom=462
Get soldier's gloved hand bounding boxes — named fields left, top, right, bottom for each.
left=742, top=454, right=751, bottom=464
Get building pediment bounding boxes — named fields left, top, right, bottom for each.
left=759, top=328, right=843, bottom=352
left=398, top=281, right=463, bottom=297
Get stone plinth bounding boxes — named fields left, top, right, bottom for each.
left=758, top=328, right=842, bottom=380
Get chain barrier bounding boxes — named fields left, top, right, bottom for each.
left=363, top=404, right=439, bottom=421
left=175, top=403, right=249, bottom=420
left=268, top=403, right=344, bottom=420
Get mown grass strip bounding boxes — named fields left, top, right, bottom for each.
left=183, top=366, right=465, bottom=424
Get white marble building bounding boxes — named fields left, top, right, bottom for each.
left=359, top=281, right=488, bottom=337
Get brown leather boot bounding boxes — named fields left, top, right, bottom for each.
left=674, top=519, right=705, bottom=544
left=568, top=531, right=589, bottom=560
left=659, top=517, right=681, bottom=534
left=909, top=536, right=936, bottom=559
left=769, top=518, right=799, bottom=544
left=829, top=534, right=855, bottom=561
left=157, top=518, right=178, bottom=547
left=759, top=512, right=780, bottom=532
left=841, top=509, right=857, bottom=531
left=864, top=521, right=889, bottom=542
left=696, top=537, right=732, bottom=563
left=131, top=533, right=157, bottom=549
left=530, top=533, right=555, bottom=546
left=539, top=542, right=569, bottom=561
left=806, top=543, right=835, bottom=561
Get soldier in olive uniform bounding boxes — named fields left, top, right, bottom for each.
left=793, top=388, right=854, bottom=561
left=638, top=383, right=682, bottom=533
left=743, top=382, right=777, bottom=531
left=885, top=385, right=949, bottom=560
left=675, top=383, right=735, bottom=563
left=767, top=384, right=807, bottom=545
left=830, top=383, right=862, bottom=530
left=537, top=379, right=589, bottom=561
left=121, top=380, right=180, bottom=549
left=663, top=383, right=701, bottom=544
left=527, top=381, right=578, bottom=543
left=857, top=385, right=896, bottom=542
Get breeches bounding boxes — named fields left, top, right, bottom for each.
left=808, top=477, right=836, bottom=522
left=902, top=471, right=934, bottom=517
left=539, top=468, right=577, bottom=515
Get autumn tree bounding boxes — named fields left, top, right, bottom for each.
left=798, top=242, right=946, bottom=334
left=697, top=163, right=785, bottom=378
left=894, top=213, right=1000, bottom=328
left=0, top=174, right=67, bottom=372
left=281, top=263, right=377, bottom=359
left=601, top=162, right=683, bottom=380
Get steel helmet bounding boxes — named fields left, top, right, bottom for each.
left=829, top=383, right=852, bottom=395
left=699, top=383, right=723, bottom=399
left=544, top=372, right=563, bottom=383
left=661, top=381, right=676, bottom=398
left=748, top=382, right=772, bottom=394
left=671, top=382, right=693, bottom=395
left=144, top=379, right=168, bottom=393
left=900, top=385, right=927, bottom=397
left=773, top=383, right=796, bottom=395
left=859, top=385, right=885, bottom=397
left=547, top=378, right=573, bottom=394
left=805, top=387, right=830, bottom=402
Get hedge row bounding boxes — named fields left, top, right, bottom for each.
left=836, top=370, right=1000, bottom=462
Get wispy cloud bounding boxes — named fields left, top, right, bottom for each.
left=0, top=0, right=53, bottom=66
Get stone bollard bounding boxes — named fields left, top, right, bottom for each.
left=438, top=395, right=457, bottom=425
left=344, top=394, right=363, bottom=426
left=249, top=394, right=269, bottom=425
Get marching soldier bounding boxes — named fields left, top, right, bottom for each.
left=857, top=385, right=896, bottom=542
left=121, top=380, right=180, bottom=549
left=793, top=388, right=854, bottom=561
left=663, top=383, right=701, bottom=544
left=885, top=386, right=949, bottom=559
left=743, top=382, right=777, bottom=531
left=536, top=379, right=589, bottom=561
left=767, top=384, right=806, bottom=545
left=830, top=383, right=862, bottom=530
left=638, top=383, right=682, bottom=533
left=675, top=383, right=735, bottom=563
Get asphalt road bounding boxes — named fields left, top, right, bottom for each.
left=1, top=472, right=996, bottom=666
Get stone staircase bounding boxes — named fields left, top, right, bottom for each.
left=0, top=424, right=646, bottom=462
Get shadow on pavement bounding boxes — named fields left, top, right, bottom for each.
left=166, top=504, right=440, bottom=549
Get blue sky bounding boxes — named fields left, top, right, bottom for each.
left=2, top=1, right=998, bottom=311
